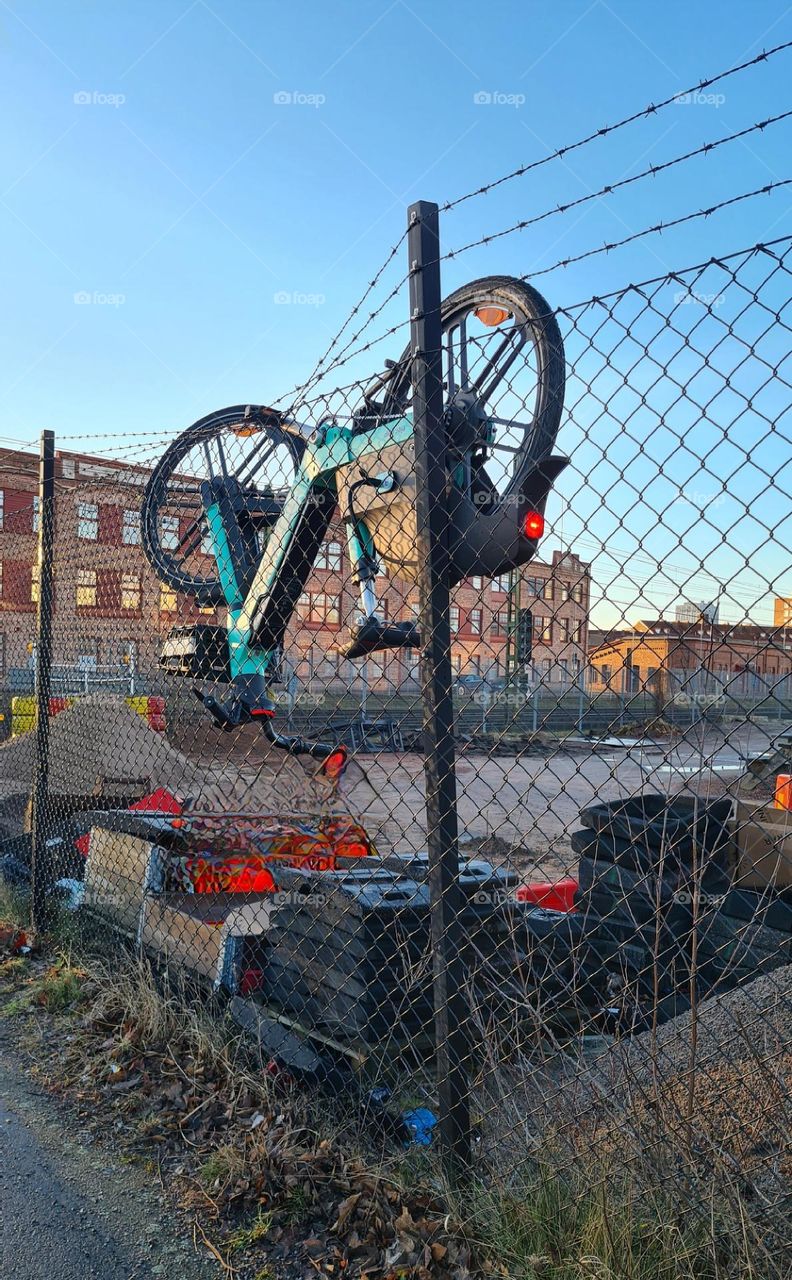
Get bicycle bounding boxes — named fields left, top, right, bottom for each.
left=141, top=276, right=567, bottom=758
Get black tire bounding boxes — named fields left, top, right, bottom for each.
left=382, top=275, right=566, bottom=487
left=141, top=405, right=305, bottom=605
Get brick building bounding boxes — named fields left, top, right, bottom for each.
left=0, top=445, right=591, bottom=691
left=588, top=617, right=792, bottom=693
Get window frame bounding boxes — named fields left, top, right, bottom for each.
left=77, top=501, right=99, bottom=541
left=76, top=567, right=98, bottom=607
left=120, top=572, right=142, bottom=611
left=122, top=508, right=141, bottom=546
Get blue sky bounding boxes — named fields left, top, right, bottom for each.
left=1, top=1, right=791, bottom=625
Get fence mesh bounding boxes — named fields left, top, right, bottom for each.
left=3, top=147, right=792, bottom=1276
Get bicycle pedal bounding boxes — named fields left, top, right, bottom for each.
left=339, top=618, right=420, bottom=660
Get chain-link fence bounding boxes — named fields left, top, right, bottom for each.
left=2, top=46, right=791, bottom=1277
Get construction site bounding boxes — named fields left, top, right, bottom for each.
left=1, top=16, right=791, bottom=1280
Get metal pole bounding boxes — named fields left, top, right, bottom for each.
left=30, top=430, right=56, bottom=932
left=408, top=200, right=471, bottom=1184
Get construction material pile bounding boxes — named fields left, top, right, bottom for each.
left=0, top=696, right=332, bottom=824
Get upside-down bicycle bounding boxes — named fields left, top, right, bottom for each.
left=141, top=276, right=567, bottom=757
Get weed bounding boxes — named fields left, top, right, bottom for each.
left=471, top=1161, right=754, bottom=1280
left=280, top=1183, right=312, bottom=1227
left=200, top=1143, right=247, bottom=1191
left=35, top=961, right=86, bottom=1011
left=227, top=1208, right=274, bottom=1253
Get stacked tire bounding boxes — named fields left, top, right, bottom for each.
left=570, top=794, right=734, bottom=1027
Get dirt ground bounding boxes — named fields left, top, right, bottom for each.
left=169, top=714, right=790, bottom=878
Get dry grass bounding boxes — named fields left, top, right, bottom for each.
left=0, top=893, right=787, bottom=1279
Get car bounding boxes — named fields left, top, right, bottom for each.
left=454, top=674, right=505, bottom=696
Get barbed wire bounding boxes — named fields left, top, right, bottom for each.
left=285, top=181, right=792, bottom=395
left=441, top=111, right=792, bottom=263
left=441, top=39, right=792, bottom=213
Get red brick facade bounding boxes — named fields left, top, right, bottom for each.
left=0, top=446, right=590, bottom=690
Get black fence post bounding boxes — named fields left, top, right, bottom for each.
left=407, top=200, right=472, bottom=1184
left=30, top=429, right=56, bottom=933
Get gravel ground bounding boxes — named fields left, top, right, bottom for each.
left=0, top=1028, right=217, bottom=1280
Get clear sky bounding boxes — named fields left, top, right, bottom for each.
left=1, top=1, right=790, bottom=626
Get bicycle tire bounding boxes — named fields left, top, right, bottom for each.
left=382, top=275, right=566, bottom=485
left=142, top=405, right=305, bottom=605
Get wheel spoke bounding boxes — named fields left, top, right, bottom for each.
left=471, top=325, right=526, bottom=402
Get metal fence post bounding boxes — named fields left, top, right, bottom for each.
left=408, top=199, right=472, bottom=1183
left=30, top=429, right=56, bottom=932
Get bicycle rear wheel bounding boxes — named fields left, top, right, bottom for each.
left=381, top=276, right=565, bottom=499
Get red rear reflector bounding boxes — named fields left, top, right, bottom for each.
left=320, top=746, right=349, bottom=781
left=523, top=511, right=545, bottom=539
left=250, top=708, right=275, bottom=717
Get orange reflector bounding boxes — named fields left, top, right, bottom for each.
left=474, top=305, right=510, bottom=327
left=232, top=425, right=261, bottom=437
left=523, top=510, right=545, bottom=539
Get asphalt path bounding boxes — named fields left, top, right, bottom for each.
left=0, top=1043, right=216, bottom=1280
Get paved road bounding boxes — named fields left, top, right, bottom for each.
left=0, top=1046, right=216, bottom=1280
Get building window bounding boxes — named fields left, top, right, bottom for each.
left=492, top=574, right=510, bottom=593
left=121, top=574, right=141, bottom=611
left=572, top=582, right=584, bottom=605
left=573, top=621, right=584, bottom=644
left=543, top=580, right=554, bottom=601
left=315, top=540, right=342, bottom=572
left=537, top=616, right=553, bottom=643
left=77, top=501, right=98, bottom=540
left=469, top=607, right=482, bottom=635
left=524, top=577, right=540, bottom=595
left=30, top=561, right=39, bottom=604
left=160, top=584, right=177, bottom=612
left=559, top=619, right=571, bottom=644
left=296, top=592, right=340, bottom=625
left=492, top=610, right=508, bottom=637
left=76, top=568, right=97, bottom=607
left=32, top=496, right=40, bottom=534
left=449, top=605, right=460, bottom=633
left=161, top=515, right=180, bottom=551
left=122, top=509, right=141, bottom=545
left=471, top=575, right=483, bottom=590
left=602, top=664, right=611, bottom=683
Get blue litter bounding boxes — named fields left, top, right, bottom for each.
left=400, top=1107, right=436, bottom=1146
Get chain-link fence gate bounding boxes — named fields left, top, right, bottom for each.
left=3, top=40, right=791, bottom=1277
